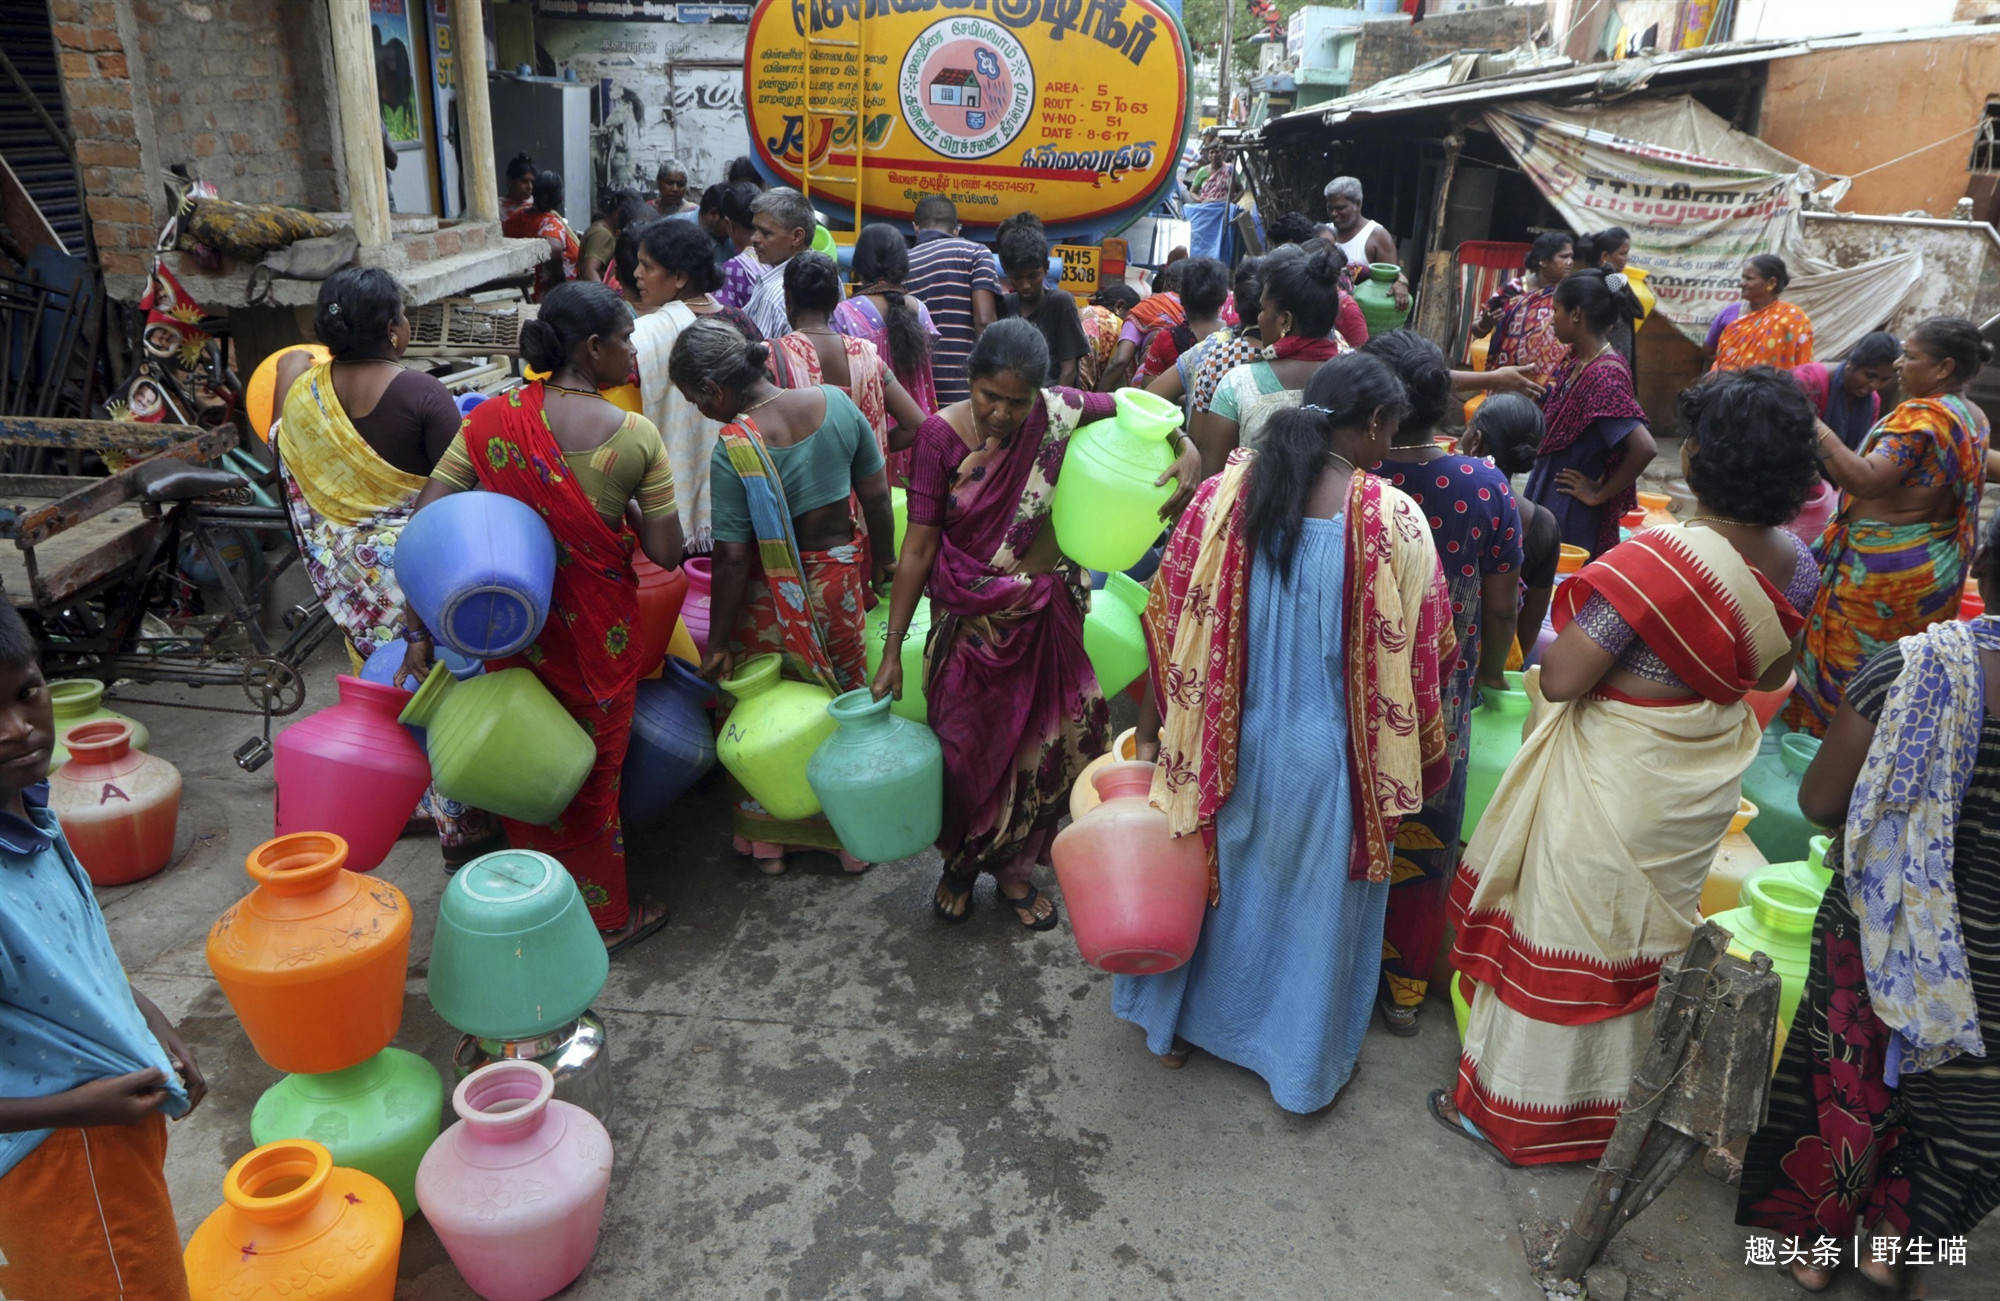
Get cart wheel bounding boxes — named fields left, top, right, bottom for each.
left=241, top=657, right=305, bottom=717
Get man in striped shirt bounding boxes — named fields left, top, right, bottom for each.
left=903, top=196, right=999, bottom=406
left=744, top=187, right=816, bottom=340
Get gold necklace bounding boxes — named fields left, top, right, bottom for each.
left=1681, top=514, right=1762, bottom=530
left=1326, top=451, right=1357, bottom=474
left=543, top=380, right=606, bottom=400
left=741, top=390, right=783, bottom=415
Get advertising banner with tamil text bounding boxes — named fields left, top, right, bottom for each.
left=744, top=0, right=1190, bottom=237
left=1482, top=99, right=1920, bottom=356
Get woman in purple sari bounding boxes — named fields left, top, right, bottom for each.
left=1522, top=270, right=1657, bottom=557
left=871, top=321, right=1202, bottom=928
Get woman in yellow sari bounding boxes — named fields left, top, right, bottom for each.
left=273, top=267, right=500, bottom=864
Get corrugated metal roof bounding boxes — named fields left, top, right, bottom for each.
left=1259, top=22, right=1998, bottom=138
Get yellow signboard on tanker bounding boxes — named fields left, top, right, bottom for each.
left=745, top=0, right=1191, bottom=235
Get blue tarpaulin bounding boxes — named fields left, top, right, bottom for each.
left=1186, top=202, right=1236, bottom=263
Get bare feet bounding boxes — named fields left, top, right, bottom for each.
left=732, top=835, right=787, bottom=875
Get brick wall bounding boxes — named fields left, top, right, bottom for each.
left=52, top=0, right=343, bottom=279
left=1351, top=3, right=1548, bottom=91
left=51, top=0, right=151, bottom=277
left=129, top=0, right=341, bottom=210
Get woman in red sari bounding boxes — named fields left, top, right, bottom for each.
left=502, top=169, right=581, bottom=303
left=870, top=321, right=1202, bottom=928
left=404, top=282, right=684, bottom=951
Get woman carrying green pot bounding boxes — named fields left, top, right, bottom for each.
left=670, top=318, right=895, bottom=876
left=1737, top=512, right=2000, bottom=1297
left=871, top=320, right=1201, bottom=929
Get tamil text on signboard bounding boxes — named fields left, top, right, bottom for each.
left=744, top=0, right=1189, bottom=234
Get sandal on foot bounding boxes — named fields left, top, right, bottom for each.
left=932, top=869, right=976, bottom=924
left=1427, top=1089, right=1511, bottom=1165
left=1158, top=1038, right=1194, bottom=1070
left=837, top=850, right=870, bottom=875
left=1781, top=1260, right=1835, bottom=1294
left=601, top=897, right=670, bottom=956
left=1378, top=995, right=1421, bottom=1037
left=1000, top=881, right=1060, bottom=932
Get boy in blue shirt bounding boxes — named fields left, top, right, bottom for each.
left=0, top=602, right=204, bottom=1298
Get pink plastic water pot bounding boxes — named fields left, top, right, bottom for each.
left=415, top=1060, right=612, bottom=1300
left=1050, top=761, right=1207, bottom=975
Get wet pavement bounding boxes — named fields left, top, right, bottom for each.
left=97, top=616, right=1999, bottom=1300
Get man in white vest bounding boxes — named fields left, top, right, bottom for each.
left=1323, top=176, right=1409, bottom=313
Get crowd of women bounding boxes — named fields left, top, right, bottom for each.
left=269, top=194, right=1997, bottom=1293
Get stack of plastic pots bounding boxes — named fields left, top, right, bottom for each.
left=427, top=849, right=613, bottom=1122
left=205, top=833, right=444, bottom=1218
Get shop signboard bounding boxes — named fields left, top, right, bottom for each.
left=744, top=0, right=1192, bottom=238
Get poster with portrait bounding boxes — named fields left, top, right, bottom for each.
left=372, top=0, right=425, bottom=145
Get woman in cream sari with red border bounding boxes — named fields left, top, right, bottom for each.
left=1446, top=523, right=1805, bottom=1164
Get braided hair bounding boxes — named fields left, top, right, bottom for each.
left=852, top=224, right=931, bottom=378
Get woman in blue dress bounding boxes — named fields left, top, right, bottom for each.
left=1118, top=352, right=1458, bottom=1113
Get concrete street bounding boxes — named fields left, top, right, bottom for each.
left=94, top=632, right=2000, bottom=1301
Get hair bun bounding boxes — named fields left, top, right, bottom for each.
left=519, top=317, right=564, bottom=373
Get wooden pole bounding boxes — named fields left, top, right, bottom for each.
left=1411, top=124, right=1464, bottom=342
left=1548, top=924, right=1730, bottom=1281
left=1218, top=0, right=1234, bottom=124
left=451, top=0, right=500, bottom=224
left=327, top=0, right=392, bottom=248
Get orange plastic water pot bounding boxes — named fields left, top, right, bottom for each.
left=206, top=832, right=413, bottom=1075
left=184, top=1139, right=401, bottom=1300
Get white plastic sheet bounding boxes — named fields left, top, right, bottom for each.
left=1482, top=98, right=1920, bottom=357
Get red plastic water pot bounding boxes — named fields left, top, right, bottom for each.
left=1051, top=761, right=1207, bottom=975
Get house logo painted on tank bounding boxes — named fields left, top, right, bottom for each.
left=744, top=0, right=1189, bottom=233
left=900, top=19, right=1034, bottom=159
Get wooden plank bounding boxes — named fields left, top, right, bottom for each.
left=0, top=503, right=155, bottom=608
left=0, top=475, right=100, bottom=502
left=0, top=417, right=215, bottom=453
left=0, top=429, right=238, bottom=544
